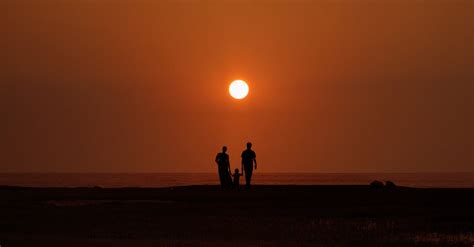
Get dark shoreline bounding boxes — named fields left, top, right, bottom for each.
left=1, top=185, right=473, bottom=246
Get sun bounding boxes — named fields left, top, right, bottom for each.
left=229, top=80, right=249, bottom=99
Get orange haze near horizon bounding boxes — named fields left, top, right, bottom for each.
left=1, top=0, right=473, bottom=172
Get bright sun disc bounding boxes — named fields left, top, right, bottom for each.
left=229, top=80, right=249, bottom=99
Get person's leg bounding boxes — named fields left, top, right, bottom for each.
left=248, top=169, right=252, bottom=187
left=227, top=173, right=233, bottom=189
left=245, top=166, right=253, bottom=189
left=218, top=170, right=225, bottom=189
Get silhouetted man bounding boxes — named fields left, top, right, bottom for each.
left=241, top=142, right=257, bottom=189
left=215, top=146, right=231, bottom=189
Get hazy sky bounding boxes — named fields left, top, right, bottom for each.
left=1, top=0, right=473, bottom=172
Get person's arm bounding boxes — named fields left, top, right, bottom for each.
left=215, top=155, right=219, bottom=164
left=254, top=158, right=257, bottom=170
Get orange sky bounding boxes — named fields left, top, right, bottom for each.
left=1, top=0, right=473, bottom=172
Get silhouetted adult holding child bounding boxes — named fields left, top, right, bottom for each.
left=241, top=142, right=257, bottom=189
left=215, top=146, right=232, bottom=189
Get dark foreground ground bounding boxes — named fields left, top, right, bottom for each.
left=0, top=185, right=473, bottom=246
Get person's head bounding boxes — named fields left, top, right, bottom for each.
left=222, top=146, right=227, bottom=153
left=246, top=142, right=252, bottom=149
left=234, top=168, right=239, bottom=173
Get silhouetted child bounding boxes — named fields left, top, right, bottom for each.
left=232, top=168, right=243, bottom=189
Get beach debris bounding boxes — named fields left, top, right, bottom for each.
left=370, top=180, right=384, bottom=188
left=385, top=181, right=396, bottom=189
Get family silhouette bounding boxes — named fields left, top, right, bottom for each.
left=215, top=142, right=257, bottom=189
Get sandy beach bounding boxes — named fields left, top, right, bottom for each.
left=1, top=185, right=473, bottom=246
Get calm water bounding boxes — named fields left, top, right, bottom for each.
left=0, top=173, right=473, bottom=188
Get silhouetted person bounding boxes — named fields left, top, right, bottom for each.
left=232, top=168, right=243, bottom=189
left=241, top=142, right=257, bottom=189
left=215, top=146, right=232, bottom=189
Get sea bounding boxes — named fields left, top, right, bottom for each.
left=0, top=172, right=473, bottom=188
